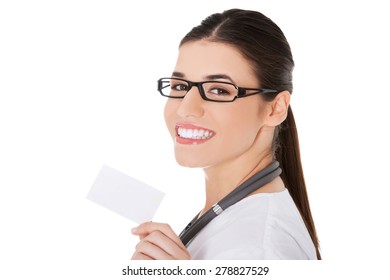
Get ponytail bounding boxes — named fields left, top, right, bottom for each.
left=276, top=107, right=321, bottom=259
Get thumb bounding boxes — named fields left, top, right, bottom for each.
left=131, top=224, right=148, bottom=239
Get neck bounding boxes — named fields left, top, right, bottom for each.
left=200, top=153, right=283, bottom=216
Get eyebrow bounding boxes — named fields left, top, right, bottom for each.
left=171, top=71, right=236, bottom=84
left=172, top=71, right=185, bottom=78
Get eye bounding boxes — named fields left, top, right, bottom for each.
left=208, top=87, right=231, bottom=95
left=171, top=83, right=188, bottom=91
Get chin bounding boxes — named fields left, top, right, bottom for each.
left=175, top=157, right=203, bottom=168
left=174, top=152, right=209, bottom=168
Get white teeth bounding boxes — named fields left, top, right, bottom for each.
left=178, top=127, right=214, bottom=139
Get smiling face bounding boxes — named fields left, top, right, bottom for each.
left=164, top=40, right=273, bottom=170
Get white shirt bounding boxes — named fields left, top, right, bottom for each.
left=187, top=189, right=317, bottom=260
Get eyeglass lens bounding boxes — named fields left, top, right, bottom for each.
left=159, top=78, right=238, bottom=101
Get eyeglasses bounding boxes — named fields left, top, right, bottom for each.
left=157, top=77, right=279, bottom=102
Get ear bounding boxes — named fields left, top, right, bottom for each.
left=265, top=90, right=291, bottom=126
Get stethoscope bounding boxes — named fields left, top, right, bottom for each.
left=179, top=161, right=282, bottom=246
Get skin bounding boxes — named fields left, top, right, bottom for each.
left=131, top=40, right=290, bottom=260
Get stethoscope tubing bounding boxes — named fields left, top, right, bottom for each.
left=179, top=161, right=282, bottom=246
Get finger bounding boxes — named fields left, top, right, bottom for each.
left=136, top=234, right=148, bottom=240
left=132, top=224, right=149, bottom=240
left=131, top=252, right=153, bottom=260
left=132, top=222, right=186, bottom=250
left=135, top=240, right=174, bottom=260
left=137, top=231, right=190, bottom=260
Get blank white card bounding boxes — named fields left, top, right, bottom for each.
left=86, top=165, right=165, bottom=224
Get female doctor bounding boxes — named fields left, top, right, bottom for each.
left=131, top=9, right=321, bottom=260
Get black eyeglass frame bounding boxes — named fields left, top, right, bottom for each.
left=157, top=77, right=279, bottom=103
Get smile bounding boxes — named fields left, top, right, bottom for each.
left=177, top=127, right=214, bottom=139
left=175, top=123, right=215, bottom=144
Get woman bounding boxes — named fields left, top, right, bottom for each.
left=131, top=8, right=321, bottom=260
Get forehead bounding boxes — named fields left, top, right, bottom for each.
left=174, top=40, right=257, bottom=85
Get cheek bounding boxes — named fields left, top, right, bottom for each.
left=211, top=103, right=265, bottom=154
left=223, top=102, right=263, bottom=136
left=219, top=115, right=261, bottom=150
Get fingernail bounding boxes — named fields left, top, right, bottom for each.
left=131, top=226, right=138, bottom=234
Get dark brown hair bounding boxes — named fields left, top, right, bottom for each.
left=180, top=9, right=321, bottom=259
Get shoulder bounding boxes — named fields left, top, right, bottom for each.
left=187, top=190, right=317, bottom=260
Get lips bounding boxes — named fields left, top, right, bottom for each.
left=175, top=123, right=215, bottom=144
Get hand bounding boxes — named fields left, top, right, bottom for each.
left=131, top=222, right=191, bottom=260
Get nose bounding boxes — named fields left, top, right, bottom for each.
left=176, top=85, right=205, bottom=118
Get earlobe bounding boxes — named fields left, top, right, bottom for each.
left=267, top=90, right=291, bottom=126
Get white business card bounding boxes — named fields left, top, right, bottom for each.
left=86, top=165, right=165, bottom=224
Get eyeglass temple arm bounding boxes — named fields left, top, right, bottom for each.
left=237, top=88, right=279, bottom=97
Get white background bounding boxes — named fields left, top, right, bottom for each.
left=1, top=0, right=389, bottom=279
